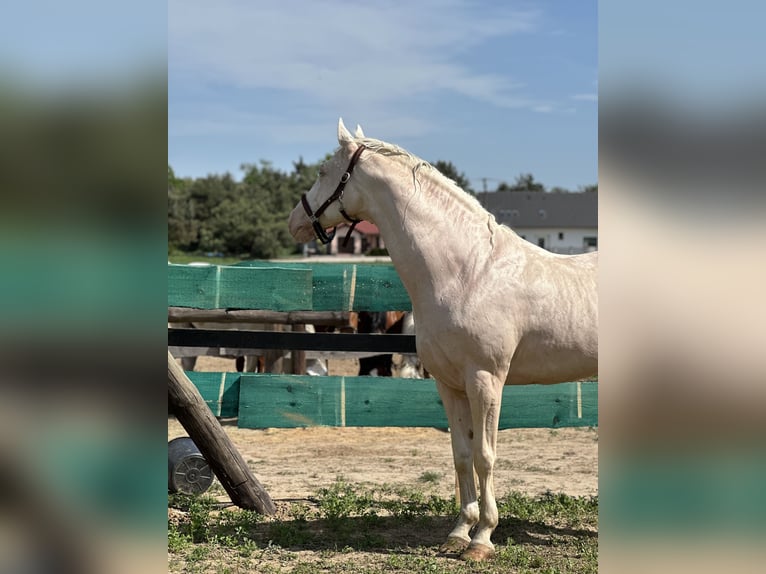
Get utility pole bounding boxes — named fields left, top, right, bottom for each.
left=481, top=177, right=488, bottom=208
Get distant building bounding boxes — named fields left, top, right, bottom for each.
left=480, top=191, right=597, bottom=254
left=298, top=221, right=385, bottom=256
left=301, top=191, right=597, bottom=256
left=329, top=221, right=384, bottom=255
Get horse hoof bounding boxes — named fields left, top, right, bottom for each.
left=439, top=536, right=470, bottom=555
left=460, top=543, right=495, bottom=562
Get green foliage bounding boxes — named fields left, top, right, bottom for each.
left=496, top=173, right=546, bottom=192
left=168, top=157, right=322, bottom=259
left=432, top=160, right=474, bottom=194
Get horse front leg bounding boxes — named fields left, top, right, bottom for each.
left=435, top=381, right=478, bottom=556
left=461, top=368, right=504, bottom=561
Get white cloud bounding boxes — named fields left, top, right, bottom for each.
left=571, top=93, right=598, bottom=102
left=169, top=0, right=543, bottom=112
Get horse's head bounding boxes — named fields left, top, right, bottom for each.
left=288, top=118, right=368, bottom=244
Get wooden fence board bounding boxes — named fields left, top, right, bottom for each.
left=184, top=371, right=240, bottom=418
left=219, top=266, right=312, bottom=310
left=167, top=264, right=312, bottom=310
left=167, top=264, right=219, bottom=308
left=237, top=375, right=597, bottom=429
left=234, top=261, right=411, bottom=311
left=311, top=263, right=411, bottom=311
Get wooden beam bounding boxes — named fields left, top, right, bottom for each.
left=168, top=328, right=418, bottom=354
left=169, top=346, right=402, bottom=361
left=168, top=307, right=352, bottom=327
left=167, top=351, right=275, bottom=514
left=290, top=324, right=307, bottom=375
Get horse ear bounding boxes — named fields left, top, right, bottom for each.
left=338, top=118, right=353, bottom=146
left=354, top=124, right=365, bottom=138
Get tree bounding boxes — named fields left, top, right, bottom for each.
left=513, top=173, right=545, bottom=192
left=222, top=158, right=323, bottom=258
left=168, top=165, right=200, bottom=251
left=168, top=164, right=179, bottom=189
left=431, top=160, right=474, bottom=194
left=579, top=184, right=598, bottom=193
left=494, top=173, right=545, bottom=192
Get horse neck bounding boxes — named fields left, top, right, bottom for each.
left=359, top=155, right=504, bottom=303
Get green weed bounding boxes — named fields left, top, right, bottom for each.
left=418, top=470, right=443, bottom=483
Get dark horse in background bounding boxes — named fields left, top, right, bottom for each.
left=357, top=311, right=424, bottom=378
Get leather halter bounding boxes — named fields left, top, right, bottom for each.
left=300, top=144, right=366, bottom=246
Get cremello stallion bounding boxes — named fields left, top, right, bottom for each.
left=288, top=119, right=597, bottom=561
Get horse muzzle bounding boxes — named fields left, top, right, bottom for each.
left=288, top=204, right=323, bottom=243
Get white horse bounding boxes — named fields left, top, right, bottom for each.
left=288, top=119, right=597, bottom=561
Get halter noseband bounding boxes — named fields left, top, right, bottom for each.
left=300, top=144, right=366, bottom=246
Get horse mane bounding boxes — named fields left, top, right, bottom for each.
left=354, top=137, right=490, bottom=218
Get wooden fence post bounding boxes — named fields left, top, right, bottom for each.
left=168, top=351, right=276, bottom=515
left=291, top=323, right=307, bottom=375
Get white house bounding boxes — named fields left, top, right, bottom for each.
left=480, top=191, right=597, bottom=254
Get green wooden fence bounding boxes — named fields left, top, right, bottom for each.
left=169, top=261, right=411, bottom=311
left=187, top=371, right=598, bottom=429
left=170, top=262, right=598, bottom=430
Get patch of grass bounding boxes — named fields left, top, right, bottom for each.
left=168, top=479, right=598, bottom=573
left=497, top=490, right=598, bottom=529
left=315, top=476, right=377, bottom=521
left=418, top=470, right=442, bottom=484
left=496, top=541, right=539, bottom=568
left=167, top=525, right=192, bottom=553
left=267, top=519, right=316, bottom=548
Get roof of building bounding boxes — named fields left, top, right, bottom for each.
left=480, top=191, right=597, bottom=229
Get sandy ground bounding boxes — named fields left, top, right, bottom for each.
left=169, top=356, right=598, bottom=501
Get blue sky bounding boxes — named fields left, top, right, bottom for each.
left=0, top=0, right=164, bottom=86
left=169, top=0, right=597, bottom=191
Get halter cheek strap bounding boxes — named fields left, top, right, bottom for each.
left=301, top=145, right=366, bottom=246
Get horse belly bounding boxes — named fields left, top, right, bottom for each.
left=505, top=338, right=597, bottom=385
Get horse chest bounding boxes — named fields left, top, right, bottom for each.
left=414, top=314, right=508, bottom=390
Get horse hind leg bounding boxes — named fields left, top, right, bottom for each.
left=435, top=381, right=479, bottom=556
